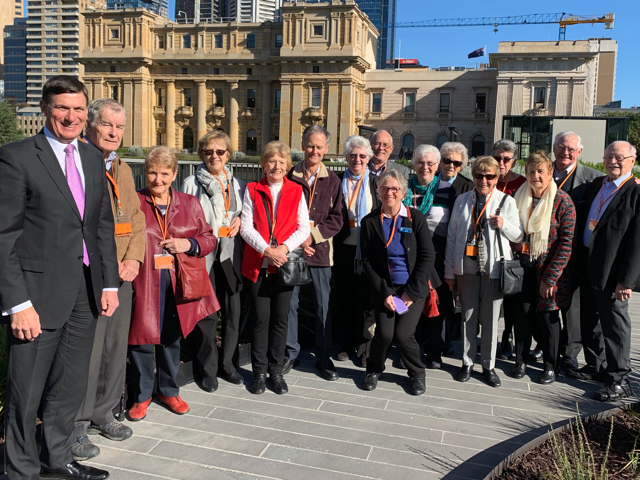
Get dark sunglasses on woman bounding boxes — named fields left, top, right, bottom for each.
left=442, top=158, right=463, bottom=168
left=474, top=173, right=497, bottom=180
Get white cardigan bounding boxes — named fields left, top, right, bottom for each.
left=444, top=189, right=524, bottom=280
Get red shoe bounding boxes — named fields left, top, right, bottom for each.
left=127, top=398, right=152, bottom=421
left=157, top=395, right=190, bottom=415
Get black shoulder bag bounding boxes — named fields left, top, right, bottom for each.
left=259, top=193, right=311, bottom=287
left=495, top=195, right=524, bottom=295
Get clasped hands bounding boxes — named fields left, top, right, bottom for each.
left=263, top=244, right=289, bottom=268
left=384, top=292, right=413, bottom=312
left=159, top=237, right=192, bottom=255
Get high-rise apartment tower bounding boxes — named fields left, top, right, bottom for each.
left=354, top=0, right=396, bottom=69
left=226, top=0, right=282, bottom=23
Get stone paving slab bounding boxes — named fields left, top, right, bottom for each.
left=87, top=293, right=640, bottom=479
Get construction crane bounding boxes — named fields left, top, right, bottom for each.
left=385, top=12, right=614, bottom=41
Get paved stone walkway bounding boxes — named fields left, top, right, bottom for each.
left=87, top=294, right=640, bottom=480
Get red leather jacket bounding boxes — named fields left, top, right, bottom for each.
left=129, top=188, right=220, bottom=345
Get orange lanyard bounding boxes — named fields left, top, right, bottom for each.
left=348, top=175, right=364, bottom=211
left=105, top=171, right=124, bottom=215
left=305, top=170, right=319, bottom=213
left=557, top=166, right=576, bottom=190
left=151, top=195, right=170, bottom=240
left=597, top=176, right=632, bottom=216
left=473, top=189, right=493, bottom=233
left=214, top=170, right=231, bottom=218
left=501, top=171, right=511, bottom=193
left=381, top=211, right=399, bottom=248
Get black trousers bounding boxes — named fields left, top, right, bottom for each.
left=510, top=266, right=537, bottom=365
left=334, top=245, right=373, bottom=359
left=416, top=284, right=453, bottom=363
left=129, top=280, right=182, bottom=402
left=75, top=281, right=132, bottom=437
left=246, top=271, right=294, bottom=375
left=560, top=278, right=582, bottom=358
left=580, top=280, right=631, bottom=384
left=367, top=296, right=426, bottom=379
left=196, top=260, right=241, bottom=378
left=5, top=269, right=96, bottom=480
left=537, top=310, right=561, bottom=371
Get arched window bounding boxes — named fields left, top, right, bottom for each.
left=246, top=129, right=257, bottom=155
left=471, top=135, right=485, bottom=158
left=402, top=133, right=415, bottom=150
left=182, top=127, right=193, bottom=150
left=436, top=134, right=449, bottom=149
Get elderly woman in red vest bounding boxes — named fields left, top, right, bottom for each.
left=240, top=141, right=310, bottom=396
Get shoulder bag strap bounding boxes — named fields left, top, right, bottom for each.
left=495, top=194, right=508, bottom=261
left=258, top=191, right=274, bottom=244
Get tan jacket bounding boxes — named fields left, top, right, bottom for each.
left=108, top=155, right=146, bottom=263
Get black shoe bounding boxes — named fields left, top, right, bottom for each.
left=483, top=368, right=501, bottom=388
left=457, top=365, right=472, bottom=382
left=562, top=355, right=579, bottom=370
left=511, top=363, right=526, bottom=379
left=594, top=382, right=632, bottom=402
left=316, top=358, right=339, bottom=381
left=537, top=369, right=556, bottom=385
left=363, top=372, right=379, bottom=391
left=87, top=421, right=132, bottom=441
left=566, top=364, right=606, bottom=381
left=497, top=341, right=514, bottom=360
left=201, top=376, right=218, bottom=392
left=523, top=353, right=540, bottom=363
left=426, top=360, right=441, bottom=370
left=282, top=358, right=300, bottom=375
left=530, top=349, right=543, bottom=360
left=336, top=351, right=349, bottom=362
left=71, top=436, right=100, bottom=461
left=40, top=461, right=109, bottom=480
left=411, top=377, right=426, bottom=396
left=442, top=342, right=455, bottom=357
left=222, top=370, right=244, bottom=385
left=250, top=373, right=266, bottom=395
left=269, top=374, right=288, bottom=395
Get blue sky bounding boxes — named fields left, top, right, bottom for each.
left=395, top=0, right=640, bottom=106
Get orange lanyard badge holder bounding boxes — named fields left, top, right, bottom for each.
left=466, top=190, right=493, bottom=257
left=589, top=176, right=633, bottom=231
left=216, top=170, right=234, bottom=237
left=348, top=175, right=364, bottom=228
left=106, top=171, right=132, bottom=237
left=152, top=196, right=174, bottom=269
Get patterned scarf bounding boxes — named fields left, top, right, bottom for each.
left=473, top=191, right=489, bottom=276
left=342, top=168, right=370, bottom=274
left=404, top=175, right=439, bottom=214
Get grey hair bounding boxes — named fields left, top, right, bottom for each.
left=343, top=135, right=373, bottom=159
left=440, top=141, right=469, bottom=168
left=378, top=169, right=408, bottom=198
left=302, top=124, right=330, bottom=145
left=370, top=129, right=393, bottom=146
left=553, top=131, right=583, bottom=151
left=492, top=139, right=517, bottom=155
left=413, top=144, right=440, bottom=166
left=87, top=98, right=126, bottom=128
left=607, top=140, right=637, bottom=157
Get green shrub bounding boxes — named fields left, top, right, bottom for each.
left=126, top=145, right=144, bottom=157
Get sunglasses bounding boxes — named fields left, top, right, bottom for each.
left=203, top=149, right=227, bottom=157
left=474, top=173, right=497, bottom=181
left=493, top=156, right=513, bottom=164
left=442, top=158, right=463, bottom=168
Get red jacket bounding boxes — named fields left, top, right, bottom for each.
left=241, top=177, right=303, bottom=283
left=129, top=188, right=220, bottom=345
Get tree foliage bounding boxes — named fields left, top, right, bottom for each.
left=599, top=111, right=640, bottom=154
left=0, top=101, right=24, bottom=146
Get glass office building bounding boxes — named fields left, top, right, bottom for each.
left=107, top=0, right=169, bottom=18
left=354, top=0, right=396, bottom=69
left=4, top=18, right=27, bottom=105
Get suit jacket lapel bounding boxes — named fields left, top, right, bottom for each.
left=371, top=207, right=385, bottom=243
left=595, top=178, right=633, bottom=230
left=78, top=140, right=96, bottom=221
left=34, top=132, right=82, bottom=220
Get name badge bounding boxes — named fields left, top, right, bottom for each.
left=522, top=243, right=530, bottom=254
left=398, top=227, right=412, bottom=233
left=154, top=253, right=174, bottom=270
left=588, top=219, right=598, bottom=231
left=309, top=220, right=315, bottom=228
left=466, top=245, right=478, bottom=257
left=218, top=226, right=232, bottom=237
left=349, top=218, right=357, bottom=228
left=114, top=215, right=132, bottom=237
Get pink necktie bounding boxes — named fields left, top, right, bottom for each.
left=64, top=143, right=89, bottom=266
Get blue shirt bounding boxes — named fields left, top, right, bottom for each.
left=583, top=171, right=632, bottom=247
left=438, top=172, right=457, bottom=184
left=382, top=205, right=410, bottom=285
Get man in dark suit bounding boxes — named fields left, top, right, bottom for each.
left=0, top=76, right=119, bottom=479
left=551, top=131, right=604, bottom=372
left=575, top=140, right=640, bottom=401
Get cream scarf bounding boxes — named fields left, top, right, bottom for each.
left=513, top=180, right=557, bottom=260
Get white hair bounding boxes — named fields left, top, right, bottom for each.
left=343, top=135, right=373, bottom=159
left=440, top=142, right=469, bottom=168
left=607, top=140, right=637, bottom=157
left=378, top=169, right=408, bottom=197
left=413, top=144, right=440, bottom=166
left=492, top=139, right=517, bottom=155
left=553, top=131, right=583, bottom=151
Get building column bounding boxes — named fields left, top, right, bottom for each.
left=149, top=80, right=156, bottom=147
left=338, top=81, right=353, bottom=154
left=555, top=79, right=569, bottom=116
left=166, top=81, right=176, bottom=149
left=122, top=80, right=133, bottom=147
left=197, top=80, right=207, bottom=142
left=571, top=79, right=586, bottom=116
left=510, top=80, right=524, bottom=115
left=326, top=81, right=339, bottom=154
left=279, top=81, right=291, bottom=145
left=133, top=79, right=148, bottom=147
left=261, top=81, right=272, bottom=149
left=291, top=80, right=304, bottom=149
left=229, top=81, right=239, bottom=151
left=92, top=79, right=103, bottom=101
left=494, top=79, right=509, bottom=141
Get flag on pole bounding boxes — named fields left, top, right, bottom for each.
left=468, top=47, right=486, bottom=59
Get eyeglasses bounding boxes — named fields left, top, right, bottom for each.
left=474, top=173, right=497, bottom=181
left=203, top=149, right=227, bottom=157
left=555, top=145, right=578, bottom=154
left=380, top=186, right=401, bottom=194
left=414, top=161, right=438, bottom=168
left=603, top=154, right=635, bottom=162
left=349, top=154, right=369, bottom=160
left=442, top=158, right=463, bottom=168
left=493, top=156, right=513, bottom=164
left=372, top=142, right=392, bottom=149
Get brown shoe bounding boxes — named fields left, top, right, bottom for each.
left=157, top=395, right=190, bottom=415
left=127, top=398, right=152, bottom=421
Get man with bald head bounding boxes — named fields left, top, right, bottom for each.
left=368, top=130, right=410, bottom=179
left=577, top=141, right=640, bottom=401
left=551, top=131, right=604, bottom=372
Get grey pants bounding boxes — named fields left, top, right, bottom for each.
left=75, top=281, right=133, bottom=437
left=457, top=274, right=502, bottom=370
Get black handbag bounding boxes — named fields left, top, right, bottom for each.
left=495, top=195, right=524, bottom=296
left=259, top=193, right=312, bottom=287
